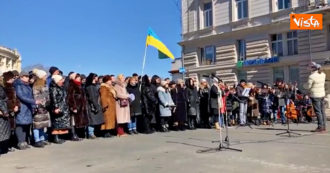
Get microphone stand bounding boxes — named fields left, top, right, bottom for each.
left=212, top=94, right=242, bottom=152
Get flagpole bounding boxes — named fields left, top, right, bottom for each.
left=141, top=45, right=148, bottom=76
left=140, top=45, right=148, bottom=92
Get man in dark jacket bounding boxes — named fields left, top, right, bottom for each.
left=236, top=79, right=249, bottom=126
left=14, top=72, right=40, bottom=150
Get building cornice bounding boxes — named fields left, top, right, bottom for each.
left=0, top=46, right=21, bottom=59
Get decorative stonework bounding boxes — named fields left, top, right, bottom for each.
left=0, top=46, right=21, bottom=73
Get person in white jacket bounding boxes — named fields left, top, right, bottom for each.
left=307, top=62, right=326, bottom=132
left=157, top=81, right=175, bottom=132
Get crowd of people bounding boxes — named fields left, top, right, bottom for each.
left=0, top=61, right=327, bottom=155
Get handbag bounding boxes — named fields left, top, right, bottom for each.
left=119, top=98, right=129, bottom=107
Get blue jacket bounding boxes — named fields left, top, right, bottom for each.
left=14, top=79, right=36, bottom=125
left=46, top=75, right=53, bottom=88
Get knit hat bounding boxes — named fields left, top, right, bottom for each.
left=49, top=66, right=59, bottom=75
left=33, top=69, right=47, bottom=79
left=3, top=71, right=15, bottom=82
left=52, top=75, right=63, bottom=84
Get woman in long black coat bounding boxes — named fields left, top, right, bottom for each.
left=150, top=75, right=161, bottom=128
left=185, top=78, right=199, bottom=130
left=49, top=75, right=71, bottom=144
left=67, top=74, right=89, bottom=140
left=141, top=75, right=157, bottom=134
left=199, top=79, right=210, bottom=128
left=85, top=73, right=104, bottom=139
left=171, top=79, right=187, bottom=131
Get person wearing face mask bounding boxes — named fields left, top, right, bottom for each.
left=126, top=77, right=142, bottom=135
left=49, top=75, right=71, bottom=144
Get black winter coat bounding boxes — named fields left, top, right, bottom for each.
left=210, top=85, right=220, bottom=109
left=67, top=81, right=89, bottom=128
left=0, top=86, right=10, bottom=142
left=142, top=85, right=157, bottom=118
left=199, top=87, right=210, bottom=118
left=171, top=87, right=187, bottom=123
left=127, top=83, right=142, bottom=116
left=185, top=87, right=199, bottom=116
left=85, top=84, right=104, bottom=126
left=49, top=81, right=71, bottom=130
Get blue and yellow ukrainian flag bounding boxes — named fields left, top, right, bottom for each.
left=146, top=27, right=175, bottom=60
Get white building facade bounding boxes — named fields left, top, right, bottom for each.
left=180, top=0, right=330, bottom=89
left=0, top=46, right=22, bottom=73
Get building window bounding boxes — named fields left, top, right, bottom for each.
left=273, top=67, right=284, bottom=83
left=236, top=0, right=248, bottom=20
left=287, top=31, right=298, bottom=55
left=204, top=2, right=213, bottom=28
left=289, top=66, right=300, bottom=86
left=278, top=0, right=291, bottom=10
left=237, top=40, right=246, bottom=61
left=271, top=34, right=283, bottom=57
left=200, top=46, right=216, bottom=65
